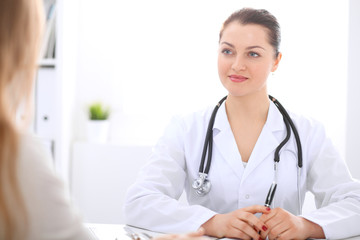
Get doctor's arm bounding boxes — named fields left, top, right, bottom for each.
left=259, top=120, right=360, bottom=240
left=123, top=116, right=216, bottom=234
left=300, top=122, right=360, bottom=239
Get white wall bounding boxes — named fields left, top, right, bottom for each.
left=74, top=0, right=349, bottom=158
left=346, top=0, right=360, bottom=179
left=71, top=143, right=152, bottom=223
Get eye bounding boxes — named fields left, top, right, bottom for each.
left=221, top=48, right=233, bottom=55
left=249, top=52, right=260, bottom=58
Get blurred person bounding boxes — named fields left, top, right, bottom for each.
left=0, top=0, right=208, bottom=239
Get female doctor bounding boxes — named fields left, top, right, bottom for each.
left=124, top=8, right=360, bottom=240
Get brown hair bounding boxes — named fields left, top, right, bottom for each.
left=220, top=8, right=281, bottom=57
left=0, top=0, right=44, bottom=238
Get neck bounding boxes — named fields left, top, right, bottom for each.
left=225, top=92, right=270, bottom=124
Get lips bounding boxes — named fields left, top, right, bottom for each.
left=229, top=75, right=248, bottom=83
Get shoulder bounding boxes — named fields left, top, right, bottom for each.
left=287, top=110, right=327, bottom=138
left=285, top=109, right=333, bottom=162
left=268, top=100, right=326, bottom=139
left=166, top=105, right=214, bottom=134
left=16, top=132, right=62, bottom=204
left=17, top=132, right=54, bottom=172
left=156, top=105, right=215, bottom=147
left=16, top=132, right=91, bottom=239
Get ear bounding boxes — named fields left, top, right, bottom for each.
left=272, top=52, right=282, bottom=72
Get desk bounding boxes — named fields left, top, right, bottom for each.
left=86, top=223, right=162, bottom=240
left=86, top=223, right=360, bottom=240
left=86, top=223, right=218, bottom=240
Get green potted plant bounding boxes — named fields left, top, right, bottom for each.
left=87, top=102, right=110, bottom=143
left=89, top=102, right=110, bottom=120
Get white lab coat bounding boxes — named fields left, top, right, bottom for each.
left=124, top=100, right=360, bottom=239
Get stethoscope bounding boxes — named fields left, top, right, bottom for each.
left=192, top=95, right=303, bottom=213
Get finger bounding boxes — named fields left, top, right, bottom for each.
left=259, top=207, right=279, bottom=224
left=226, top=226, right=253, bottom=240
left=235, top=210, right=269, bottom=234
left=275, top=229, right=292, bottom=240
left=153, top=233, right=178, bottom=240
left=267, top=221, right=288, bottom=240
left=231, top=217, right=262, bottom=240
left=187, top=227, right=205, bottom=237
left=242, top=205, right=272, bottom=215
left=196, top=227, right=205, bottom=235
left=269, top=230, right=287, bottom=240
left=259, top=210, right=281, bottom=239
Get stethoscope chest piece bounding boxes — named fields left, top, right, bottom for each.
left=192, top=173, right=211, bottom=196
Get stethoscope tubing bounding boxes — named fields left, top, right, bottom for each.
left=269, top=95, right=304, bottom=213
left=193, top=95, right=303, bottom=213
left=269, top=95, right=303, bottom=168
left=198, top=96, right=227, bottom=174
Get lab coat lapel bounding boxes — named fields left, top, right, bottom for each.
left=212, top=103, right=244, bottom=181
left=211, top=101, right=286, bottom=182
left=241, top=102, right=285, bottom=182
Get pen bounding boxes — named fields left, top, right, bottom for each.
left=124, top=226, right=153, bottom=240
left=259, top=183, right=277, bottom=235
left=264, top=182, right=277, bottom=208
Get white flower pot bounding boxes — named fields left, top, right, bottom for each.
left=87, top=120, right=110, bottom=143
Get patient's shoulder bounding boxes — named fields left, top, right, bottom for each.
left=18, top=133, right=53, bottom=167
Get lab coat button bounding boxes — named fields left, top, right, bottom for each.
left=245, top=194, right=250, bottom=199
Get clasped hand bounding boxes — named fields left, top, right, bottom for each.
left=201, top=205, right=324, bottom=240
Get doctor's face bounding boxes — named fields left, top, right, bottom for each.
left=218, top=22, right=281, bottom=98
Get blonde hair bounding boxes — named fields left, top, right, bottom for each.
left=0, top=0, right=44, bottom=239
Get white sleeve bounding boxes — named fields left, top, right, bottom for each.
left=123, top=116, right=216, bottom=234
left=301, top=123, right=360, bottom=239
left=18, top=134, right=93, bottom=240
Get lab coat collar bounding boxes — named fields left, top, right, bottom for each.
left=212, top=99, right=285, bottom=133
left=212, top=100, right=286, bottom=182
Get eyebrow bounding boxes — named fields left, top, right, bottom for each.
left=220, top=41, right=266, bottom=51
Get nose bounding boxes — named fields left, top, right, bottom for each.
left=231, top=55, right=246, bottom=72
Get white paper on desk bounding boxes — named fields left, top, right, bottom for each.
left=86, top=223, right=223, bottom=240
left=87, top=223, right=128, bottom=240
left=86, top=223, right=163, bottom=240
